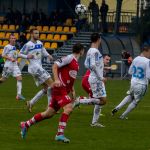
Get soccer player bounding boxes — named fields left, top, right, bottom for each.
left=20, top=43, right=84, bottom=143
left=112, top=43, right=150, bottom=119
left=81, top=54, right=111, bottom=127
left=19, top=28, right=53, bottom=112
left=0, top=34, right=32, bottom=100
left=74, top=33, right=107, bottom=127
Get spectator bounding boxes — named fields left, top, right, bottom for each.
left=4, top=8, right=14, bottom=24
left=17, top=32, right=27, bottom=49
left=39, top=9, right=47, bottom=25
left=100, top=0, right=109, bottom=33
left=88, top=0, right=99, bottom=32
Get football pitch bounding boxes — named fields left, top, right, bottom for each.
left=0, top=75, right=150, bottom=150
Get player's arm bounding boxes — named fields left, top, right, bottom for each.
left=146, top=60, right=150, bottom=80
left=128, top=63, right=133, bottom=75
left=2, top=47, right=15, bottom=62
left=42, top=46, right=53, bottom=60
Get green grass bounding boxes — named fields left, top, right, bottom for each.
left=0, top=75, right=150, bottom=150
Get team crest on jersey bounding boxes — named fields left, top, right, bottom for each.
left=69, top=70, right=77, bottom=79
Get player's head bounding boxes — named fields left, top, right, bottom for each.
left=72, top=43, right=84, bottom=56
left=141, top=42, right=150, bottom=58
left=91, top=32, right=101, bottom=46
left=30, top=28, right=39, bottom=41
left=103, top=54, right=111, bottom=65
left=9, top=33, right=16, bottom=45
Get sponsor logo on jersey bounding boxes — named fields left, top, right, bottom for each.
left=69, top=70, right=77, bottom=79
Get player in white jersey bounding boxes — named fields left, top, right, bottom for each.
left=75, top=33, right=107, bottom=127
left=19, top=28, right=53, bottom=112
left=112, top=44, right=150, bottom=119
left=0, top=34, right=32, bottom=100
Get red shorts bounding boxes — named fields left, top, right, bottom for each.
left=49, top=87, right=72, bottom=111
left=82, top=78, right=93, bottom=97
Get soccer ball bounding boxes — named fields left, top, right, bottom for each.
left=75, top=4, right=87, bottom=15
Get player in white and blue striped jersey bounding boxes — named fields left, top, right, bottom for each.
left=112, top=43, right=150, bottom=119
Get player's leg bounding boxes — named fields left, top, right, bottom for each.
left=55, top=96, right=73, bottom=143
left=0, top=67, right=10, bottom=83
left=119, top=84, right=147, bottom=119
left=112, top=94, right=133, bottom=115
left=0, top=76, right=7, bottom=83
left=20, top=106, right=56, bottom=139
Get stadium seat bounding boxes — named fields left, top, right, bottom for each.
left=70, top=27, right=77, bottom=33
left=14, top=33, right=19, bottom=39
left=26, top=33, right=30, bottom=39
left=2, top=40, right=9, bottom=46
left=40, top=34, right=46, bottom=40
left=49, top=26, right=56, bottom=32
left=29, top=26, right=35, bottom=30
left=60, top=35, right=67, bottom=41
left=0, top=32, right=5, bottom=38
left=47, top=34, right=53, bottom=40
left=2, top=25, right=8, bottom=30
left=36, top=26, right=42, bottom=31
left=9, top=25, right=15, bottom=30
left=44, top=42, right=51, bottom=49
left=63, top=27, right=70, bottom=32
left=16, top=25, right=19, bottom=30
left=53, top=34, right=60, bottom=40
left=0, top=49, right=3, bottom=55
left=65, top=18, right=72, bottom=26
left=5, top=32, right=11, bottom=39
left=43, top=26, right=49, bottom=32
left=51, top=42, right=58, bottom=49
left=56, top=26, right=63, bottom=32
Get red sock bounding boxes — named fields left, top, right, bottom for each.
left=25, top=113, right=43, bottom=128
left=57, top=113, right=69, bottom=136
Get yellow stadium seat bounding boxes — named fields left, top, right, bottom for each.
left=44, top=42, right=51, bottom=49
left=29, top=26, right=35, bottom=30
left=51, top=42, right=58, bottom=49
left=56, top=26, right=63, bottom=32
left=9, top=25, right=15, bottom=30
left=70, top=27, right=77, bottom=33
left=2, top=24, right=8, bottom=30
left=14, top=33, right=19, bottom=39
left=63, top=27, right=70, bottom=32
left=0, top=32, right=5, bottom=38
left=47, top=34, right=53, bottom=40
left=2, top=40, right=9, bottom=46
left=26, top=33, right=30, bottom=39
left=40, top=34, right=46, bottom=40
left=0, top=49, right=3, bottom=55
left=65, top=18, right=72, bottom=26
left=36, top=26, right=42, bottom=31
left=43, top=26, right=49, bottom=32
left=49, top=26, right=56, bottom=32
left=60, top=35, right=67, bottom=41
left=5, top=32, right=11, bottom=39
left=16, top=25, right=19, bottom=30
left=53, top=34, right=60, bottom=40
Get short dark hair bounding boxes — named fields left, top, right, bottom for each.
left=91, top=32, right=100, bottom=43
left=141, top=42, right=150, bottom=52
left=103, top=54, right=111, bottom=58
left=30, top=27, right=38, bottom=34
left=72, top=43, right=84, bottom=53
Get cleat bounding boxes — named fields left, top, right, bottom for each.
left=73, top=97, right=80, bottom=108
left=55, top=135, right=70, bottom=143
left=26, top=101, right=32, bottom=113
left=100, top=113, right=105, bottom=117
left=16, top=95, right=25, bottom=101
left=90, top=122, right=105, bottom=127
left=111, top=108, right=118, bottom=116
left=20, top=122, right=27, bottom=139
left=119, top=115, right=128, bottom=120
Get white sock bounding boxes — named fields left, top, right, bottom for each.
left=92, top=105, right=102, bottom=124
left=47, top=87, right=51, bottom=105
left=30, top=89, right=45, bottom=106
left=79, top=98, right=100, bottom=105
left=121, top=101, right=137, bottom=118
left=17, top=80, right=22, bottom=95
left=116, top=95, right=132, bottom=110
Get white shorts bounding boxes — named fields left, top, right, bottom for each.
left=2, top=65, right=21, bottom=78
left=128, top=83, right=147, bottom=103
left=28, top=65, right=51, bottom=86
left=88, top=76, right=106, bottom=98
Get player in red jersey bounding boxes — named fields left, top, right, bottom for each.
left=82, top=54, right=111, bottom=97
left=20, top=43, right=84, bottom=143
